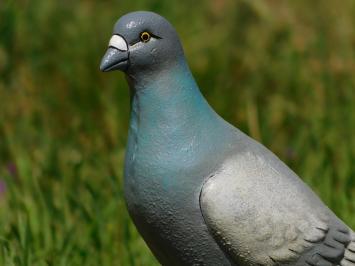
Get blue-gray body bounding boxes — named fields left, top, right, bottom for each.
left=124, top=61, right=236, bottom=265
left=100, top=11, right=355, bottom=266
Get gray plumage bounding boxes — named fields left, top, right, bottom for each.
left=100, top=11, right=355, bottom=266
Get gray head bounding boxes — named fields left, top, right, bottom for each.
left=100, top=11, right=185, bottom=75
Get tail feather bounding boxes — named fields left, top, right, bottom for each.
left=341, top=231, right=355, bottom=266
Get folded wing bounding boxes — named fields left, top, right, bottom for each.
left=200, top=147, right=354, bottom=266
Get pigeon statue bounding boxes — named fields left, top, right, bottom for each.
left=100, top=11, right=354, bottom=266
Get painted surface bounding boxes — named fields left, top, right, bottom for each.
left=101, top=11, right=355, bottom=266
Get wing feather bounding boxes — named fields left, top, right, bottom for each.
left=200, top=149, right=353, bottom=266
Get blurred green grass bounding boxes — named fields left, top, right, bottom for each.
left=0, top=0, right=354, bottom=265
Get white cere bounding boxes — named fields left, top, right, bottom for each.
left=108, top=35, right=128, bottom=51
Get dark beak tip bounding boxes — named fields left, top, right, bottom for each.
left=99, top=48, right=128, bottom=73
left=99, top=56, right=111, bottom=72
left=99, top=64, right=107, bottom=72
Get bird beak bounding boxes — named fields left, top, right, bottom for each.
left=100, top=35, right=129, bottom=72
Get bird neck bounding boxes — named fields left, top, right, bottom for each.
left=126, top=60, right=221, bottom=150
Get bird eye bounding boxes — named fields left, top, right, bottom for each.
left=140, top=32, right=151, bottom=43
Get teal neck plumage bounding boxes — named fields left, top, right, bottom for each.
left=123, top=58, right=236, bottom=185
left=126, top=59, right=221, bottom=155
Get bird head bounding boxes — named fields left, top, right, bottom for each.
left=100, top=11, right=185, bottom=75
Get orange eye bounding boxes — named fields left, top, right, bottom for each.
left=140, top=31, right=151, bottom=43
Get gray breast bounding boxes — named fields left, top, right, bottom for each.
left=124, top=141, right=234, bottom=265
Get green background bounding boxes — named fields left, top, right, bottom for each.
left=0, top=0, right=354, bottom=265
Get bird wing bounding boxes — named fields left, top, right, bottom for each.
left=199, top=144, right=354, bottom=266
left=343, top=232, right=355, bottom=266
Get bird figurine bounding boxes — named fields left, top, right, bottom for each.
left=100, top=11, right=354, bottom=266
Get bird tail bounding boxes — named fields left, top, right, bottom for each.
left=341, top=230, right=355, bottom=266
